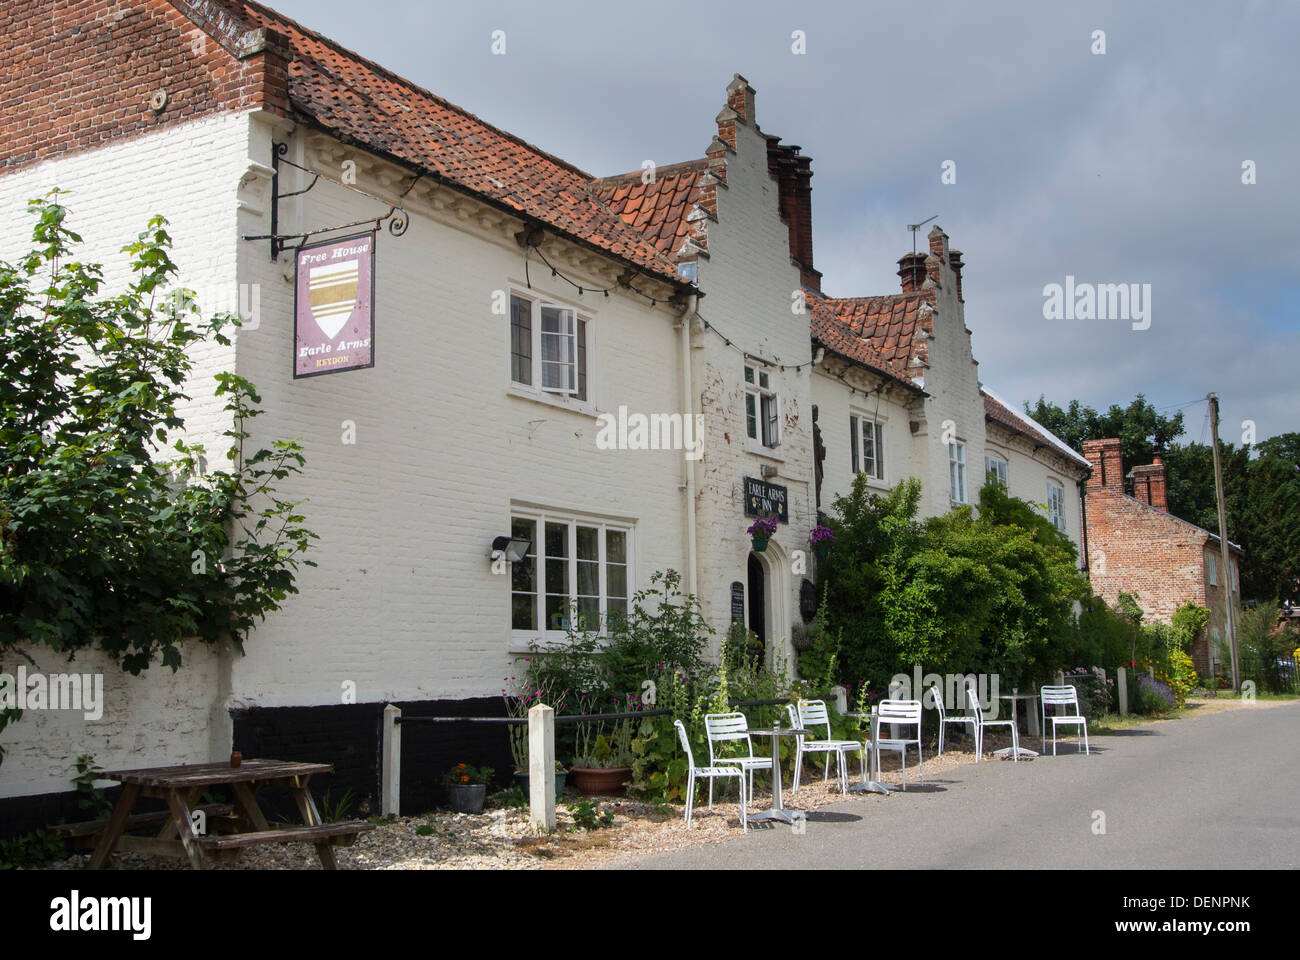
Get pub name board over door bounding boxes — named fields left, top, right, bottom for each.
left=743, top=476, right=788, bottom=523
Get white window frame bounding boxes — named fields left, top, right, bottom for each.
left=985, top=451, right=1008, bottom=489
left=849, top=411, right=886, bottom=482
left=949, top=440, right=968, bottom=505
left=508, top=288, right=592, bottom=407
left=508, top=506, right=633, bottom=650
left=1047, top=479, right=1066, bottom=533
left=744, top=364, right=781, bottom=451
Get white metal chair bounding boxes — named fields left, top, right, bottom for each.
left=787, top=701, right=865, bottom=794
left=967, top=684, right=1020, bottom=762
left=704, top=712, right=773, bottom=802
left=1040, top=685, right=1089, bottom=755
left=931, top=683, right=978, bottom=758
left=870, top=699, right=924, bottom=789
left=674, top=720, right=747, bottom=831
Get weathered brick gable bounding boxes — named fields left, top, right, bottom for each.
left=0, top=0, right=286, bottom=172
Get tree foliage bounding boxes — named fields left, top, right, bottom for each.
left=1026, top=394, right=1185, bottom=482
left=818, top=474, right=1090, bottom=694
left=0, top=193, right=317, bottom=677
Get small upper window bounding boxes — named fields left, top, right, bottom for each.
left=985, top=452, right=1008, bottom=489
left=949, top=441, right=968, bottom=504
left=850, top=414, right=885, bottom=481
left=510, top=293, right=588, bottom=402
left=1207, top=553, right=1218, bottom=586
left=744, top=365, right=780, bottom=448
left=1047, top=480, right=1066, bottom=533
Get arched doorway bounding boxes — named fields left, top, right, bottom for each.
left=747, top=553, right=766, bottom=651
left=746, top=541, right=792, bottom=673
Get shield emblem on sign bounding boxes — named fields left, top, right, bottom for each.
left=308, top=261, right=359, bottom=339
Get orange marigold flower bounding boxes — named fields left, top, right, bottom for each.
left=461, top=775, right=469, bottom=783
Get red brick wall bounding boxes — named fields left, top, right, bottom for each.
left=0, top=0, right=286, bottom=173
left=1086, top=484, right=1216, bottom=671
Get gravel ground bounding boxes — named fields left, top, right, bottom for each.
left=50, top=735, right=1000, bottom=871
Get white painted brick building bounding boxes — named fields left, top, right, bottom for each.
left=0, top=1, right=1087, bottom=820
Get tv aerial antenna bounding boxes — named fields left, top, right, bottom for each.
left=907, top=215, right=939, bottom=255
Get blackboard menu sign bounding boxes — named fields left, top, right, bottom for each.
left=743, top=476, right=788, bottom=523
left=730, top=581, right=745, bottom=623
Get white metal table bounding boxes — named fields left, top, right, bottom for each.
left=843, top=708, right=896, bottom=795
left=744, top=723, right=809, bottom=825
left=994, top=691, right=1040, bottom=759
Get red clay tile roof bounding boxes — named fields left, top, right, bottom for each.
left=197, top=1, right=685, bottom=284
left=981, top=387, right=1091, bottom=468
left=590, top=160, right=707, bottom=259
left=808, top=292, right=925, bottom=390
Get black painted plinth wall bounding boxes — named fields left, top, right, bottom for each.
left=0, top=696, right=516, bottom=839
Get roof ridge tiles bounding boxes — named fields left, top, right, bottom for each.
left=234, top=0, right=601, bottom=181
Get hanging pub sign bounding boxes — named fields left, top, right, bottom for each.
left=743, top=476, right=788, bottom=523
left=294, top=232, right=376, bottom=379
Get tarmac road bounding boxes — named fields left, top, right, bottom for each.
left=631, top=700, right=1300, bottom=869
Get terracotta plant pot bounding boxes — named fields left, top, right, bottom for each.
left=447, top=783, right=487, bottom=814
left=569, top=766, right=632, bottom=797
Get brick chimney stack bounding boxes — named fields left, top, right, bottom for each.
left=1131, top=455, right=1168, bottom=511
left=898, top=253, right=927, bottom=293
left=1082, top=438, right=1124, bottom=491
left=726, top=74, right=756, bottom=126
left=948, top=249, right=965, bottom=302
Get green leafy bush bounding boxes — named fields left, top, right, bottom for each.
left=819, top=475, right=1088, bottom=695
left=0, top=830, right=66, bottom=870
left=1237, top=601, right=1300, bottom=693
left=567, top=798, right=614, bottom=831
left=0, top=194, right=316, bottom=753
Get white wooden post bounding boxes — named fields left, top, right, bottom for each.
left=830, top=684, right=848, bottom=714
left=1117, top=667, right=1128, bottom=716
left=382, top=703, right=401, bottom=816
left=887, top=679, right=904, bottom=739
left=528, top=703, right=556, bottom=831
left=1056, top=670, right=1065, bottom=687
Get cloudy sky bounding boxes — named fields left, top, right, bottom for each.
left=265, top=0, right=1299, bottom=443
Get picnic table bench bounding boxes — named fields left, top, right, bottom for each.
left=71, top=758, right=373, bottom=870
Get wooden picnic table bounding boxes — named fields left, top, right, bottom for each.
left=78, top=758, right=373, bottom=870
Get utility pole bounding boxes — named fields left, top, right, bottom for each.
left=1207, top=393, right=1240, bottom=691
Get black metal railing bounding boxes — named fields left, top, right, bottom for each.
left=394, top=698, right=792, bottom=726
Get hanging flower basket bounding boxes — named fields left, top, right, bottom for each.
left=809, top=524, right=834, bottom=560
left=747, top=516, right=778, bottom=553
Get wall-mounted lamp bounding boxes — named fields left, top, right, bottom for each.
left=491, top=535, right=532, bottom=563
left=760, top=464, right=778, bottom=479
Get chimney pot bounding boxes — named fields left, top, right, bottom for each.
left=897, top=252, right=927, bottom=293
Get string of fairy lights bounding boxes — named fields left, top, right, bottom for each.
left=523, top=241, right=833, bottom=374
